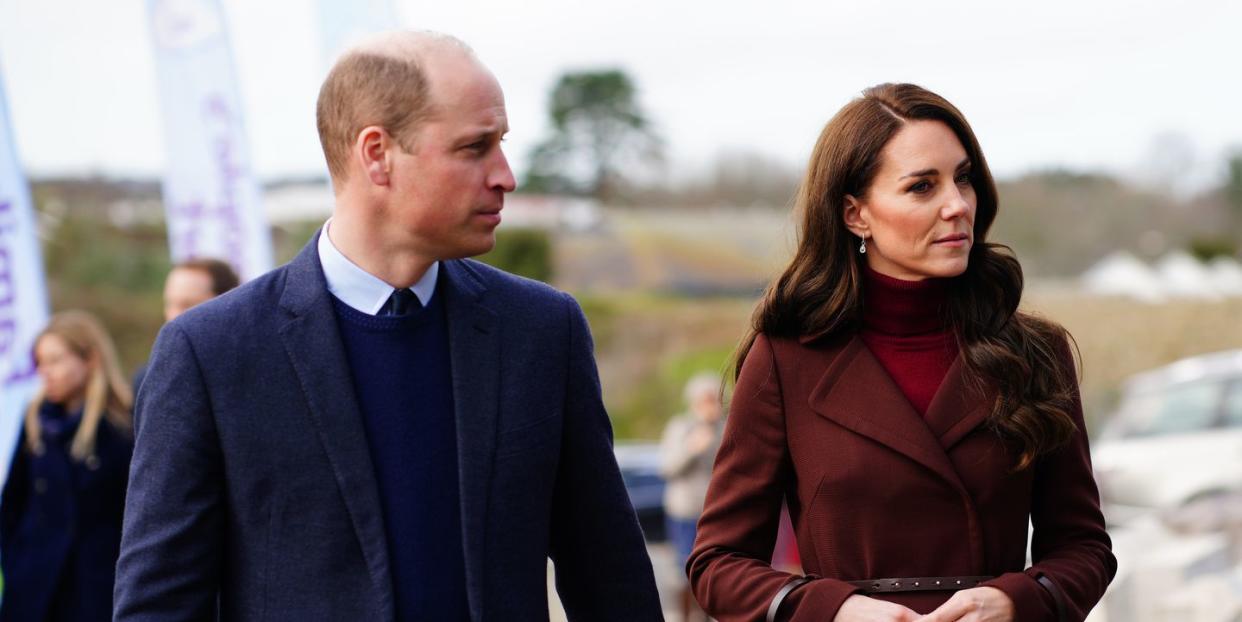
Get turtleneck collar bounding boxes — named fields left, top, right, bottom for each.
left=861, top=267, right=951, bottom=337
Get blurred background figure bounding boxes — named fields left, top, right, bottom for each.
left=660, top=371, right=724, bottom=622
left=161, top=257, right=239, bottom=324
left=0, top=311, right=134, bottom=622
left=132, top=257, right=239, bottom=400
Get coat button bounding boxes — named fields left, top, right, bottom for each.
left=85, top=455, right=101, bottom=470
left=34, top=478, right=48, bottom=494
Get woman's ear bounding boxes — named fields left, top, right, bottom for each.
left=842, top=194, right=869, bottom=239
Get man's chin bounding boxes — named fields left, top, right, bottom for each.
left=444, top=237, right=497, bottom=260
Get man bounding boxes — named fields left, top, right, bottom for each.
left=162, top=257, right=240, bottom=323
left=115, top=31, right=662, bottom=621
left=132, top=257, right=239, bottom=398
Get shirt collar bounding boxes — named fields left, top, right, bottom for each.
left=317, top=218, right=439, bottom=315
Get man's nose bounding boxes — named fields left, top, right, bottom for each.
left=491, top=149, right=516, bottom=192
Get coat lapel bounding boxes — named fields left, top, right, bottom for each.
left=923, top=356, right=995, bottom=449
left=807, top=336, right=967, bottom=494
left=277, top=233, right=394, bottom=622
left=440, top=260, right=499, bottom=621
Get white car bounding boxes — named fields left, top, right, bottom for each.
left=1092, top=349, right=1242, bottom=524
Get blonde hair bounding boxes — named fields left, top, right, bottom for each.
left=24, top=310, right=133, bottom=461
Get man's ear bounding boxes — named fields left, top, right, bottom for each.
left=842, top=194, right=869, bottom=239
left=356, top=126, right=392, bottom=186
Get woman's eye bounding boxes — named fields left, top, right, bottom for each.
left=955, top=172, right=971, bottom=185
left=909, top=180, right=931, bottom=193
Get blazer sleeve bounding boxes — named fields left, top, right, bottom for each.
left=547, top=292, right=663, bottom=621
left=982, top=336, right=1118, bottom=621
left=688, top=334, right=860, bottom=622
left=113, top=322, right=225, bottom=621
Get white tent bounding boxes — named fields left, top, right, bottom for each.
left=1081, top=251, right=1167, bottom=302
left=1207, top=256, right=1242, bottom=297
left=1155, top=251, right=1222, bottom=300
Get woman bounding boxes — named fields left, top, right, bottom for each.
left=687, top=84, right=1115, bottom=622
left=1, top=311, right=134, bottom=622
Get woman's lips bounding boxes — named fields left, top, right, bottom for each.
left=933, top=233, right=970, bottom=247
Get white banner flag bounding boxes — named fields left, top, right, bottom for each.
left=0, top=62, right=50, bottom=483
left=147, top=0, right=273, bottom=280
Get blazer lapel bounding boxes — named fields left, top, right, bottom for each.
left=277, top=233, right=395, bottom=622
left=807, top=336, right=966, bottom=494
left=924, top=356, right=995, bottom=449
left=440, top=260, right=499, bottom=621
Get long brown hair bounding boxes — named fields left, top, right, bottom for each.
left=733, top=83, right=1076, bottom=469
left=25, top=310, right=133, bottom=461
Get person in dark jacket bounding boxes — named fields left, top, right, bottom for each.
left=688, top=84, right=1115, bottom=622
left=1, top=310, right=134, bottom=622
left=113, top=31, right=660, bottom=621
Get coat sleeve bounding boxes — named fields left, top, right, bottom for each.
left=113, top=322, right=225, bottom=621
left=688, top=334, right=859, bottom=622
left=548, top=292, right=663, bottom=621
left=1, top=434, right=30, bottom=545
left=981, top=336, right=1117, bottom=621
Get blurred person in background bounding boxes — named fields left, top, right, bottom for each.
left=688, top=83, right=1116, bottom=622
left=1, top=311, right=134, bottom=622
left=114, top=30, right=660, bottom=621
left=131, top=257, right=239, bottom=402
left=161, top=257, right=239, bottom=323
left=660, top=372, right=724, bottom=622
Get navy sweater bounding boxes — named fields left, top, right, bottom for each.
left=331, top=289, right=468, bottom=621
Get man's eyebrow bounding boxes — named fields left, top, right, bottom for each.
left=898, top=157, right=972, bottom=180
left=457, top=125, right=508, bottom=143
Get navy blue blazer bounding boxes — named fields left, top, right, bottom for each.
left=114, top=234, right=662, bottom=621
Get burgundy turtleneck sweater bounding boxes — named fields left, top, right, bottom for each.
left=859, top=268, right=959, bottom=417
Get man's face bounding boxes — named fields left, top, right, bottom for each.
left=163, top=267, right=216, bottom=322
left=385, top=55, right=516, bottom=260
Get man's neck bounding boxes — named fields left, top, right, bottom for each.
left=328, top=210, right=435, bottom=289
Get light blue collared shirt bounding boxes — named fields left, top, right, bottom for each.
left=317, top=219, right=439, bottom=315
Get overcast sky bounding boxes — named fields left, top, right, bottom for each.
left=1, top=0, right=1239, bottom=189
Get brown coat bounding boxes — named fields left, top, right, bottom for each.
left=687, top=332, right=1116, bottom=621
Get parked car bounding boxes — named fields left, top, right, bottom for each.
left=614, top=441, right=667, bottom=542
left=1093, top=349, right=1242, bottom=524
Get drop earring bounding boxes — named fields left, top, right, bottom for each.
left=859, top=237, right=867, bottom=254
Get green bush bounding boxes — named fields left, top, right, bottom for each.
left=1188, top=237, right=1238, bottom=261
left=477, top=228, right=553, bottom=282
left=609, top=345, right=734, bottom=439
left=41, top=217, right=170, bottom=372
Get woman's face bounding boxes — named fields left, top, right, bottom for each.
left=844, top=119, right=977, bottom=281
left=35, top=334, right=92, bottom=407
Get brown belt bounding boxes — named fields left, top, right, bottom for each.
left=848, top=575, right=995, bottom=594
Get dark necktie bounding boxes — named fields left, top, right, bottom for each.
left=381, top=288, right=422, bottom=316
